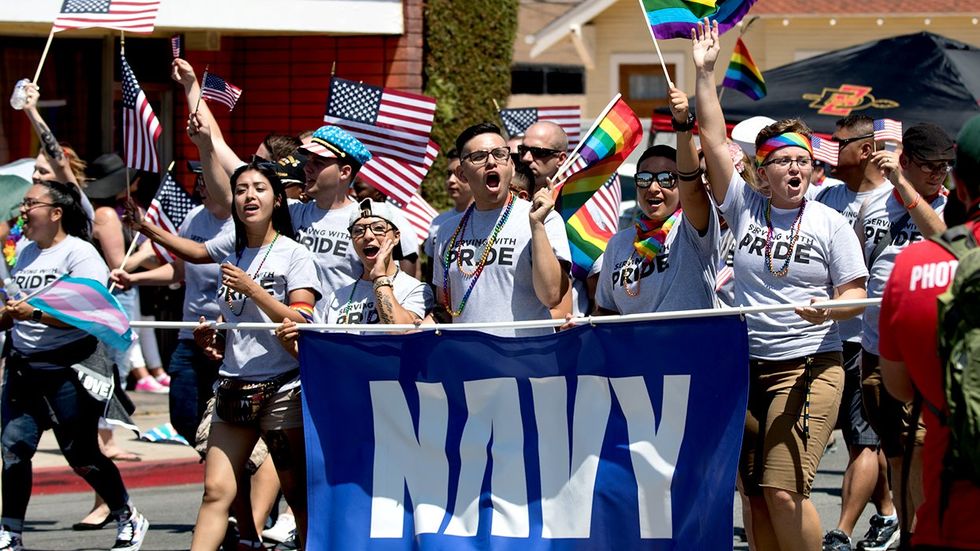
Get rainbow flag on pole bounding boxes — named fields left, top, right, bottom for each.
left=556, top=95, right=642, bottom=224
left=566, top=174, right=622, bottom=279
left=722, top=37, right=766, bottom=100
left=27, top=275, right=134, bottom=351
left=641, top=0, right=756, bottom=40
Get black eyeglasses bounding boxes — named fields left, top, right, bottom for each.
left=349, top=221, right=392, bottom=238
left=835, top=133, right=874, bottom=150
left=910, top=157, right=953, bottom=175
left=463, top=147, right=511, bottom=166
left=20, top=198, right=56, bottom=210
left=635, top=171, right=678, bottom=189
left=517, top=144, right=562, bottom=159
left=763, top=157, right=812, bottom=168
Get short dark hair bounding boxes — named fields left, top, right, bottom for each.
left=261, top=133, right=302, bottom=162
left=446, top=148, right=460, bottom=160
left=637, top=144, right=677, bottom=167
left=455, top=123, right=503, bottom=155
left=835, top=114, right=873, bottom=135
left=36, top=181, right=90, bottom=241
left=512, top=161, right=534, bottom=194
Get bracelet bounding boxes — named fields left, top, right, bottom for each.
left=373, top=276, right=394, bottom=291
left=671, top=113, right=696, bottom=132
left=904, top=193, right=921, bottom=210
left=676, top=167, right=704, bottom=181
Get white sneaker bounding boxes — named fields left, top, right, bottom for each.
left=0, top=527, right=23, bottom=551
left=262, top=513, right=296, bottom=544
left=112, top=507, right=149, bottom=551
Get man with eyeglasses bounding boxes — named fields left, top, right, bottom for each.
left=432, top=122, right=571, bottom=337
left=851, top=123, right=953, bottom=548
left=817, top=114, right=898, bottom=551
left=519, top=121, right=568, bottom=194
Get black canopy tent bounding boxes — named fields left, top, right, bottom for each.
left=655, top=32, right=980, bottom=136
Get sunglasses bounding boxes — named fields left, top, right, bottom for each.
left=517, top=144, right=562, bottom=159
left=634, top=171, right=679, bottom=189
left=835, top=133, right=874, bottom=150
left=909, top=157, right=953, bottom=175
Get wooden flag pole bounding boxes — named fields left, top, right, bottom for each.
left=194, top=65, right=209, bottom=114
left=32, top=27, right=57, bottom=84
left=552, top=93, right=622, bottom=182
left=109, top=160, right=175, bottom=292
left=636, top=0, right=675, bottom=89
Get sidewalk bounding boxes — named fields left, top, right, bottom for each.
left=10, top=391, right=204, bottom=495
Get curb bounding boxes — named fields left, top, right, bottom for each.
left=32, top=458, right=204, bottom=496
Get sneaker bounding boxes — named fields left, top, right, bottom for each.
left=134, top=376, right=169, bottom=394
left=112, top=508, right=149, bottom=551
left=262, top=513, right=296, bottom=544
left=154, top=373, right=171, bottom=387
left=823, top=529, right=852, bottom=551
left=275, top=529, right=298, bottom=551
left=0, top=527, right=23, bottom=551
left=857, top=514, right=900, bottom=551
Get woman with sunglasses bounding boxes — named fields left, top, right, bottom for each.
left=190, top=162, right=320, bottom=550
left=693, top=20, right=868, bottom=550
left=0, top=181, right=149, bottom=551
left=594, top=88, right=719, bottom=315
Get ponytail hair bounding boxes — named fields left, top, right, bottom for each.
left=36, top=181, right=91, bottom=241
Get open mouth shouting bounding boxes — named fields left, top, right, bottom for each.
left=787, top=176, right=803, bottom=192
left=362, top=243, right=382, bottom=260
left=484, top=171, right=501, bottom=192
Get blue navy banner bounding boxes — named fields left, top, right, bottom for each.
left=299, top=317, right=749, bottom=550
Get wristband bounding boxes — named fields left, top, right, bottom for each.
left=904, top=193, right=921, bottom=210
left=677, top=167, right=704, bottom=181
left=373, top=276, right=394, bottom=291
left=671, top=112, right=696, bottom=132
left=31, top=309, right=43, bottom=322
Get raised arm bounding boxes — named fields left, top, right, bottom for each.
left=23, top=83, right=77, bottom=186
left=870, top=149, right=946, bottom=236
left=691, top=20, right=733, bottom=206
left=669, top=87, right=711, bottom=232
left=530, top=181, right=570, bottom=308
left=123, top=200, right=214, bottom=264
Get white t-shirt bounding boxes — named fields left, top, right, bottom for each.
left=595, top=209, right=719, bottom=315
left=862, top=191, right=948, bottom=355
left=178, top=205, right=233, bottom=339
left=720, top=171, right=868, bottom=360
left=815, top=180, right=893, bottom=342
left=217, top=236, right=321, bottom=381
left=433, top=199, right=571, bottom=337
left=11, top=236, right=109, bottom=357
left=320, top=271, right=431, bottom=328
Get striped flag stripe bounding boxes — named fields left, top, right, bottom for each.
left=323, top=117, right=430, bottom=148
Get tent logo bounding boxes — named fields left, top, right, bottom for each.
left=802, top=84, right=899, bottom=116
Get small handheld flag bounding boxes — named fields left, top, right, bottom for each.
left=171, top=35, right=182, bottom=58
left=121, top=54, right=161, bottom=172
left=26, top=275, right=134, bottom=351
left=54, top=0, right=160, bottom=33
left=722, top=38, right=766, bottom=101
left=811, top=136, right=839, bottom=166
left=358, top=141, right=440, bottom=208
left=873, top=119, right=903, bottom=143
left=201, top=73, right=243, bottom=111
left=144, top=172, right=201, bottom=263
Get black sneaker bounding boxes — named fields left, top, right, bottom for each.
left=857, top=514, right=900, bottom=551
left=823, top=529, right=852, bottom=551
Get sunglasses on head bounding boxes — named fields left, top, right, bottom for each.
left=634, top=171, right=679, bottom=189
left=517, top=144, right=562, bottom=159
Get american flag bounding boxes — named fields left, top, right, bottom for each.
left=171, top=34, right=181, bottom=58
left=358, top=140, right=439, bottom=207
left=144, top=172, right=200, bottom=263
left=873, top=119, right=903, bottom=143
left=499, top=106, right=582, bottom=150
left=53, top=0, right=160, bottom=33
left=585, top=174, right=622, bottom=237
left=324, top=77, right=437, bottom=166
left=201, top=73, right=243, bottom=111
left=399, top=194, right=439, bottom=244
left=811, top=136, right=839, bottom=166
left=121, top=54, right=160, bottom=172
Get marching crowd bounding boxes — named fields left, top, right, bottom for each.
left=1, top=18, right=979, bottom=551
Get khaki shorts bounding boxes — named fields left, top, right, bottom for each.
left=741, top=351, right=844, bottom=497
left=861, top=350, right=926, bottom=458
left=195, top=397, right=270, bottom=472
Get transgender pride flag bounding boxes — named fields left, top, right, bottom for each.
left=27, top=275, right=133, bottom=351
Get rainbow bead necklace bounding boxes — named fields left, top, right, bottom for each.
left=441, top=194, right=515, bottom=317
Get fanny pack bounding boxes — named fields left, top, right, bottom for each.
left=214, top=369, right=299, bottom=424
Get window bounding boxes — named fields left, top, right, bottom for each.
left=511, top=64, right=585, bottom=95
left=618, top=63, right=676, bottom=117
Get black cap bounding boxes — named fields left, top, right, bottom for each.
left=275, top=152, right=308, bottom=186
left=903, top=123, right=955, bottom=161
left=84, top=153, right=133, bottom=199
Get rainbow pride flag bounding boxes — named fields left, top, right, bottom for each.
left=641, top=0, right=756, bottom=40
left=556, top=96, right=642, bottom=224
left=566, top=174, right=622, bottom=279
left=722, top=38, right=766, bottom=100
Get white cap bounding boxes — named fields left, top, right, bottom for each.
left=732, top=116, right=777, bottom=158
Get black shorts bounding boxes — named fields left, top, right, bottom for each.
left=836, top=341, right=880, bottom=448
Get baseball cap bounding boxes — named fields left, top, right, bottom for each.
left=348, top=198, right=398, bottom=229
left=275, top=153, right=307, bottom=186
left=300, top=125, right=372, bottom=166
left=732, top=116, right=776, bottom=158
left=903, top=123, right=955, bottom=161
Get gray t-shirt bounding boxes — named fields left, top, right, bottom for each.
left=720, top=171, right=868, bottom=360
left=595, top=209, right=719, bottom=314
left=177, top=205, right=233, bottom=339
left=815, top=180, right=893, bottom=342
left=862, top=191, right=947, bottom=355
left=424, top=208, right=464, bottom=258
left=217, top=236, right=321, bottom=381
left=433, top=199, right=571, bottom=337
left=320, top=270, right=431, bottom=327
left=11, top=236, right=109, bottom=358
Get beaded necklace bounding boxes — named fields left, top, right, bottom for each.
left=764, top=199, right=806, bottom=277
left=626, top=209, right=682, bottom=297
left=441, top=194, right=515, bottom=317
left=4, top=217, right=25, bottom=267
left=225, top=232, right=280, bottom=316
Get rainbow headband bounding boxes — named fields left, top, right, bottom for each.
left=755, top=132, right=813, bottom=166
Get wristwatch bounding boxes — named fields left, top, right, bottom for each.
left=373, top=276, right=394, bottom=291
left=31, top=309, right=43, bottom=322
left=671, top=112, right=696, bottom=132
